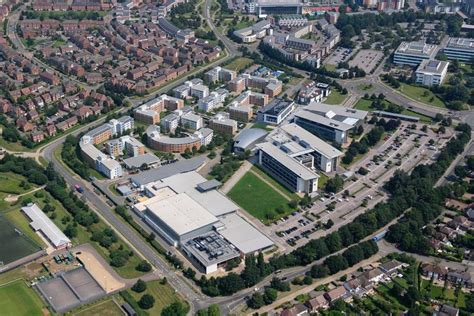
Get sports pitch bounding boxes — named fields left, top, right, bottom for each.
left=0, top=216, right=41, bottom=265
left=0, top=280, right=44, bottom=316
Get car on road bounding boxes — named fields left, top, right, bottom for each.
left=74, top=184, right=84, bottom=193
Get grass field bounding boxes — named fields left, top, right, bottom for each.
left=0, top=280, right=45, bottom=316
left=323, top=64, right=337, bottom=72
left=251, top=166, right=298, bottom=200
left=4, top=210, right=45, bottom=247
left=224, top=57, right=254, bottom=72
left=228, top=172, right=294, bottom=224
left=354, top=98, right=433, bottom=123
left=324, top=90, right=348, bottom=105
left=251, top=123, right=274, bottom=131
left=129, top=280, right=188, bottom=315
left=397, top=83, right=446, bottom=108
left=73, top=298, right=123, bottom=316
left=0, top=172, right=36, bottom=195
left=0, top=137, right=35, bottom=152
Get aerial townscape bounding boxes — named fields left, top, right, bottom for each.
left=1, top=0, right=474, bottom=315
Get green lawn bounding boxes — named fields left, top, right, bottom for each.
left=397, top=83, right=446, bottom=108
left=324, top=90, right=348, bottom=105
left=0, top=280, right=45, bottom=316
left=4, top=210, right=45, bottom=247
left=228, top=171, right=294, bottom=224
left=251, top=123, right=274, bottom=131
left=318, top=173, right=329, bottom=189
left=251, top=167, right=299, bottom=200
left=354, top=98, right=433, bottom=123
left=224, top=57, right=254, bottom=72
left=0, top=137, right=35, bottom=152
left=323, top=64, right=337, bottom=72
left=0, top=172, right=36, bottom=195
left=52, top=39, right=66, bottom=48
left=128, top=280, right=188, bottom=316
left=73, top=298, right=123, bottom=316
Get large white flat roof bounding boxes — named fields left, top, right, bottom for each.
left=219, top=213, right=274, bottom=254
left=146, top=171, right=239, bottom=217
left=146, top=193, right=218, bottom=236
left=22, top=203, right=71, bottom=249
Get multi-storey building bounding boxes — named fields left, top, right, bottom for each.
left=443, top=37, right=474, bottom=62
left=208, top=112, right=238, bottom=136
left=294, top=103, right=367, bottom=144
left=393, top=41, right=438, bottom=66
left=257, top=99, right=296, bottom=125
left=197, top=89, right=229, bottom=112
left=146, top=126, right=213, bottom=153
left=415, top=59, right=449, bottom=86
left=181, top=112, right=203, bottom=130
left=204, top=67, right=237, bottom=83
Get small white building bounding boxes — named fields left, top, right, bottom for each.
left=415, top=59, right=449, bottom=86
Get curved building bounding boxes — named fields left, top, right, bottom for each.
left=233, top=128, right=268, bottom=154
left=146, top=126, right=213, bottom=153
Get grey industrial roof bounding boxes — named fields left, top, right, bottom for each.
left=123, top=153, right=160, bottom=169
left=416, top=59, right=449, bottom=75
left=130, top=156, right=206, bottom=186
left=234, top=128, right=268, bottom=151
left=182, top=232, right=240, bottom=267
left=197, top=179, right=222, bottom=192
left=257, top=142, right=320, bottom=180
left=219, top=213, right=274, bottom=254
left=22, top=203, right=71, bottom=249
left=280, top=123, right=343, bottom=159
left=305, top=102, right=368, bottom=121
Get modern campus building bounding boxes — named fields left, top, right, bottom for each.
left=256, top=98, right=296, bottom=125
left=415, top=59, right=449, bottom=86
left=208, top=112, right=238, bottom=136
left=233, top=128, right=268, bottom=154
left=280, top=123, right=343, bottom=173
left=197, top=89, right=229, bottom=112
left=133, top=171, right=273, bottom=273
left=233, top=19, right=271, bottom=43
left=276, top=15, right=307, bottom=28
left=294, top=103, right=368, bottom=144
left=393, top=41, right=438, bottom=66
left=257, top=140, right=320, bottom=194
left=443, top=37, right=474, bottom=62
left=22, top=203, right=71, bottom=249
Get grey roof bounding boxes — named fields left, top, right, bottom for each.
left=416, top=59, right=449, bottom=75
left=372, top=111, right=420, bottom=122
left=445, top=37, right=474, bottom=50
left=123, top=153, right=160, bottom=169
left=182, top=232, right=240, bottom=267
left=130, top=156, right=207, bottom=186
left=197, top=179, right=222, bottom=192
left=22, top=203, right=71, bottom=248
left=257, top=142, right=320, bottom=180
left=295, top=110, right=353, bottom=131
left=218, top=213, right=274, bottom=254
left=280, top=123, right=343, bottom=159
left=234, top=128, right=268, bottom=151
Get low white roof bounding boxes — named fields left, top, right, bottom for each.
left=22, top=203, right=71, bottom=248
left=146, top=193, right=218, bottom=236
left=219, top=213, right=274, bottom=254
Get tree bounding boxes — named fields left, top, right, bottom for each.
left=310, top=265, right=330, bottom=278
left=136, top=260, right=152, bottom=272
left=325, top=175, right=344, bottom=193
left=132, top=279, right=147, bottom=293
left=138, top=294, right=155, bottom=310
left=248, top=293, right=265, bottom=309
left=324, top=255, right=349, bottom=274
left=263, top=287, right=278, bottom=304
left=161, top=301, right=187, bottom=316
left=208, top=304, right=220, bottom=316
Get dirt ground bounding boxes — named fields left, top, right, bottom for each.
left=75, top=248, right=125, bottom=293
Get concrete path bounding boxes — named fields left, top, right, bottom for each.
left=220, top=160, right=253, bottom=194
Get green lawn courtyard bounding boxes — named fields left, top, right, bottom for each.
left=227, top=171, right=295, bottom=224
left=73, top=298, right=123, bottom=316
left=324, top=90, right=348, bottom=105
left=0, top=280, right=45, bottom=316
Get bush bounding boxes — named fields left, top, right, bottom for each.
left=132, top=279, right=147, bottom=293
left=136, top=260, right=152, bottom=272
left=138, top=294, right=155, bottom=310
